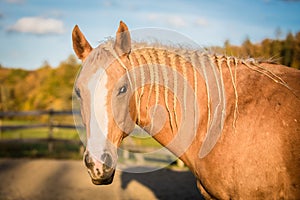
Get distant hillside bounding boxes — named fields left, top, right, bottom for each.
left=0, top=55, right=80, bottom=111
left=0, top=31, right=299, bottom=111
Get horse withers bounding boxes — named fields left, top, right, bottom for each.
left=72, top=21, right=300, bottom=199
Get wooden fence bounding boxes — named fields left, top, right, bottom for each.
left=0, top=110, right=82, bottom=153
left=0, top=110, right=184, bottom=167
left=0, top=110, right=79, bottom=131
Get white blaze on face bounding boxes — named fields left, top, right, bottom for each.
left=87, top=68, right=109, bottom=162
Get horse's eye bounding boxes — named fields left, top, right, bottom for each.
left=118, top=85, right=127, bottom=95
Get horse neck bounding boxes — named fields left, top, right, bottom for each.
left=127, top=46, right=217, bottom=162
left=125, top=45, right=293, bottom=166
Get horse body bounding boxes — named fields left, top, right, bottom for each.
left=72, top=21, right=300, bottom=199
left=191, top=62, right=300, bottom=199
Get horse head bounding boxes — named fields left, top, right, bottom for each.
left=72, top=21, right=136, bottom=185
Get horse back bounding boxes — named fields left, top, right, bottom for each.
left=196, top=63, right=300, bottom=199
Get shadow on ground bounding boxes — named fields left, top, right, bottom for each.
left=0, top=159, right=204, bottom=200
left=121, top=166, right=204, bottom=200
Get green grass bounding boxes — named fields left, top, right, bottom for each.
left=0, top=119, right=79, bottom=140
left=0, top=128, right=79, bottom=140
left=131, top=136, right=162, bottom=147
left=0, top=118, right=162, bottom=159
left=0, top=140, right=83, bottom=159
left=1, top=119, right=40, bottom=125
left=0, top=118, right=82, bottom=158
left=1, top=119, right=157, bottom=146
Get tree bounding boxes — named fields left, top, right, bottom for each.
left=281, top=32, right=295, bottom=67
left=224, top=39, right=231, bottom=55
left=291, top=32, right=300, bottom=69
left=261, top=39, right=271, bottom=59
left=242, top=37, right=254, bottom=57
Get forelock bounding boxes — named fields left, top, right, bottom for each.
left=83, top=42, right=115, bottom=74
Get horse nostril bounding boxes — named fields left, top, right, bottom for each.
left=101, top=153, right=113, bottom=168
left=84, top=152, right=94, bottom=169
left=96, top=168, right=100, bottom=176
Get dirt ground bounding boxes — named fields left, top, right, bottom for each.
left=0, top=159, right=203, bottom=200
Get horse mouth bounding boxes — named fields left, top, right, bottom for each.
left=90, top=170, right=115, bottom=185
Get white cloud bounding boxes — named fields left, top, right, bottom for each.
left=7, top=17, right=65, bottom=35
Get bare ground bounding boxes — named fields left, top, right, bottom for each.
left=0, top=159, right=203, bottom=200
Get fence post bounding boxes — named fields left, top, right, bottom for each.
left=0, top=119, right=2, bottom=139
left=79, top=145, right=84, bottom=156
left=48, top=109, right=54, bottom=153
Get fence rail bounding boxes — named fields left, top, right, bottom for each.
left=0, top=110, right=184, bottom=167
left=0, top=109, right=79, bottom=118
left=0, top=124, right=79, bottom=131
left=0, top=110, right=80, bottom=131
left=0, top=109, right=82, bottom=154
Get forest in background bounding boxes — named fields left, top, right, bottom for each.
left=0, top=56, right=80, bottom=111
left=219, top=31, right=300, bottom=69
left=1, top=31, right=300, bottom=112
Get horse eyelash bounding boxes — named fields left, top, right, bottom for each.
left=75, top=88, right=81, bottom=99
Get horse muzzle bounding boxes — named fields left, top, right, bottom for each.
left=84, top=151, right=116, bottom=185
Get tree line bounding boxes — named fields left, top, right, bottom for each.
left=0, top=56, right=80, bottom=111
left=0, top=31, right=299, bottom=111
left=221, top=31, right=300, bottom=69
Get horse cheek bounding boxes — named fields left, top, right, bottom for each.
left=120, top=104, right=135, bottom=134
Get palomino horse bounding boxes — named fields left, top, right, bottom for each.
left=72, top=21, right=300, bottom=199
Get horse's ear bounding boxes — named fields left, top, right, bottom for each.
left=114, top=21, right=131, bottom=56
left=72, top=25, right=93, bottom=62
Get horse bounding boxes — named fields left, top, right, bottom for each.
left=72, top=21, right=300, bottom=199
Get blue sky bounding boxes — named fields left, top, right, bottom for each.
left=0, top=0, right=300, bottom=70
